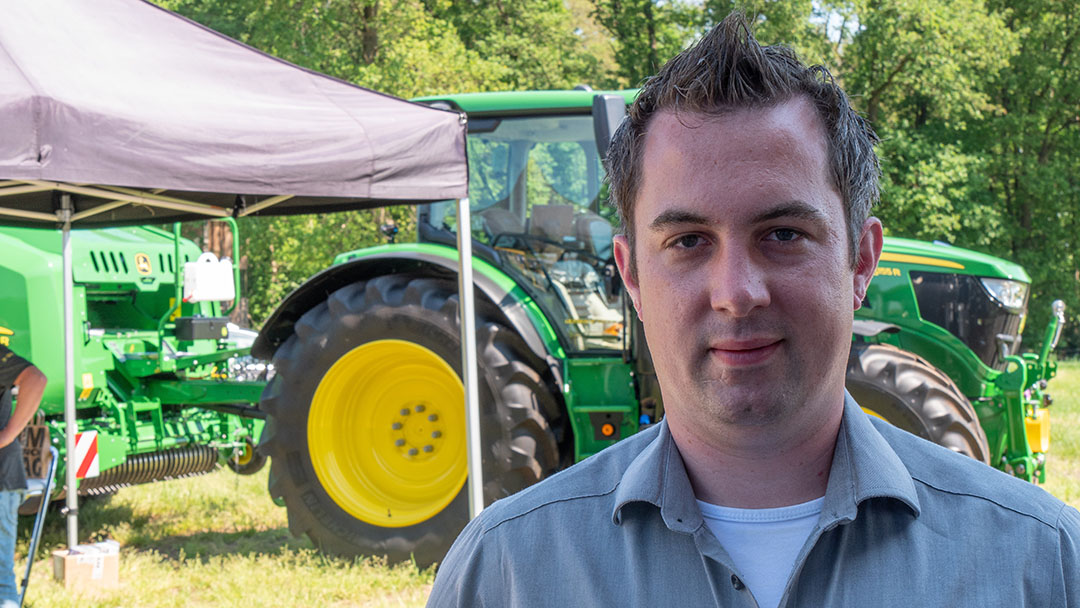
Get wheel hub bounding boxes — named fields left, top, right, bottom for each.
left=391, top=403, right=446, bottom=460
left=308, top=339, right=467, bottom=527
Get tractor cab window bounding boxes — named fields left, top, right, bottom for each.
left=423, top=114, right=625, bottom=353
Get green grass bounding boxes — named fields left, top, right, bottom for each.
left=1043, top=360, right=1080, bottom=509
left=13, top=363, right=1080, bottom=606
left=16, top=468, right=433, bottom=607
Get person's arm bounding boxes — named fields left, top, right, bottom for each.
left=0, top=365, right=46, bottom=449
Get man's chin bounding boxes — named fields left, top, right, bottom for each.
left=693, top=385, right=796, bottom=428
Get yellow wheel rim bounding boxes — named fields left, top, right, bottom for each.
left=308, top=339, right=467, bottom=527
left=235, top=441, right=254, bottom=466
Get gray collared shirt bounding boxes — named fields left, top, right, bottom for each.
left=428, top=394, right=1080, bottom=607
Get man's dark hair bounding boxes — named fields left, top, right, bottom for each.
left=605, top=12, right=880, bottom=276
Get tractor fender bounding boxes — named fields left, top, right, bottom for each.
left=251, top=250, right=556, bottom=372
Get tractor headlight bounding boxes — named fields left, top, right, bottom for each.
left=980, top=278, right=1028, bottom=310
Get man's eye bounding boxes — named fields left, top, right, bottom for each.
left=671, top=234, right=706, bottom=249
left=769, top=228, right=801, bottom=242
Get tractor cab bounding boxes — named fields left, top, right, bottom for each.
left=417, top=93, right=634, bottom=354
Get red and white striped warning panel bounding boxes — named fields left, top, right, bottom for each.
left=74, top=431, right=100, bottom=479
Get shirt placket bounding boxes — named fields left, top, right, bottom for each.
left=692, top=524, right=763, bottom=608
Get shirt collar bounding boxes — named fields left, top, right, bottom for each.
left=611, top=391, right=920, bottom=530
left=822, top=391, right=921, bottom=523
left=612, top=419, right=702, bottom=533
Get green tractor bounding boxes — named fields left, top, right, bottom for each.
left=251, top=89, right=1065, bottom=566
left=0, top=221, right=267, bottom=505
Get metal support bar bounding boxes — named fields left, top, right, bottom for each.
left=157, top=223, right=183, bottom=357
left=59, top=194, right=78, bottom=549
left=221, top=216, right=241, bottom=316
left=456, top=197, right=484, bottom=519
left=236, top=194, right=294, bottom=217
left=19, top=447, right=59, bottom=608
left=0, top=207, right=57, bottom=222
left=25, top=181, right=230, bottom=217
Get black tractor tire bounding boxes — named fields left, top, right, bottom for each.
left=846, top=343, right=990, bottom=464
left=226, top=438, right=267, bottom=475
left=259, top=274, right=563, bottom=567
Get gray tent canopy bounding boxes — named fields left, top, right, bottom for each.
left=0, top=0, right=485, bottom=551
left=0, top=0, right=466, bottom=224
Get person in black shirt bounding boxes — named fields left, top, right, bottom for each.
left=0, top=345, right=45, bottom=607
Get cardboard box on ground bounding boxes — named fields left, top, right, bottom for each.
left=52, top=541, right=120, bottom=589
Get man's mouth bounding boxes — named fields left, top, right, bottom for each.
left=708, top=339, right=782, bottom=366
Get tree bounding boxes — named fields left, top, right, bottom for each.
left=590, top=0, right=702, bottom=86
left=978, top=0, right=1080, bottom=349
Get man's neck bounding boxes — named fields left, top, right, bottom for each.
left=668, top=402, right=844, bottom=509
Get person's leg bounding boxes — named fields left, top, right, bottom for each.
left=0, top=490, right=22, bottom=608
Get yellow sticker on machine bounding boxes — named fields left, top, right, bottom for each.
left=134, top=252, right=152, bottom=275
left=79, top=372, right=94, bottom=401
left=879, top=252, right=964, bottom=270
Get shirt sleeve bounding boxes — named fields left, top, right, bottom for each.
left=0, top=345, right=32, bottom=387
left=426, top=516, right=499, bottom=608
left=1057, top=504, right=1080, bottom=607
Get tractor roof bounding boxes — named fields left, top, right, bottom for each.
left=413, top=89, right=638, bottom=115
left=882, top=237, right=1029, bottom=282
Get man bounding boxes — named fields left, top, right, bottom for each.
left=428, top=13, right=1079, bottom=607
left=0, top=345, right=46, bottom=608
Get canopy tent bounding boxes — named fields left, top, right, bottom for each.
left=0, top=0, right=485, bottom=548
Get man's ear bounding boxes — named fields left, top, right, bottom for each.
left=613, top=235, right=643, bottom=320
left=852, top=217, right=883, bottom=311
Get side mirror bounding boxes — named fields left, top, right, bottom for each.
left=592, top=94, right=627, bottom=160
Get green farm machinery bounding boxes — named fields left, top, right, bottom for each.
left=250, top=89, right=1066, bottom=565
left=0, top=221, right=267, bottom=505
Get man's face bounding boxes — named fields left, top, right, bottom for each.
left=613, top=98, right=880, bottom=442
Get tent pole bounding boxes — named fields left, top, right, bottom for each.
left=59, top=194, right=78, bottom=549
left=455, top=197, right=484, bottom=519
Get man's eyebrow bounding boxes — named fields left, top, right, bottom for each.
left=647, top=209, right=710, bottom=231
left=646, top=201, right=829, bottom=231
left=751, top=201, right=829, bottom=225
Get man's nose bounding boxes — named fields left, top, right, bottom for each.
left=708, top=246, right=771, bottom=317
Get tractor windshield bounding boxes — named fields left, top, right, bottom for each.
left=423, top=114, right=626, bottom=353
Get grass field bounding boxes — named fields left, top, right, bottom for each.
left=17, top=466, right=434, bottom=607
left=13, top=361, right=1080, bottom=606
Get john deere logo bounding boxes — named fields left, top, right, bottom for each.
left=0, top=326, right=12, bottom=347
left=134, top=253, right=152, bottom=275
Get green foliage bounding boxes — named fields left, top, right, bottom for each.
left=843, top=0, right=1017, bottom=126
left=238, top=207, right=415, bottom=325
left=876, top=128, right=1003, bottom=247
left=590, top=0, right=703, bottom=86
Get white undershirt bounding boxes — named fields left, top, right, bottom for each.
left=696, top=496, right=824, bottom=608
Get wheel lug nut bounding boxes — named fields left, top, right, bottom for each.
left=395, top=439, right=405, bottom=447
left=391, top=422, right=402, bottom=430
left=431, top=431, right=442, bottom=438
left=423, top=445, right=434, bottom=453
left=428, top=414, right=438, bottom=422
left=415, top=404, right=426, bottom=413
left=400, top=408, right=410, bottom=416
left=408, top=448, right=418, bottom=456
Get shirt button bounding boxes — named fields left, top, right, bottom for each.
left=731, top=574, right=745, bottom=591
